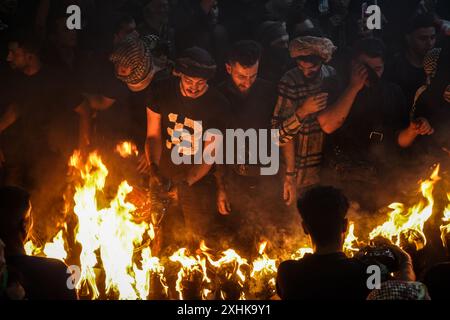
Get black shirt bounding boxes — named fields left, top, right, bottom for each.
left=329, top=82, right=410, bottom=168
left=217, top=78, right=277, bottom=174
left=3, top=67, right=82, bottom=161
left=277, top=252, right=371, bottom=300
left=147, top=77, right=229, bottom=181
left=6, top=255, right=77, bottom=300
left=385, top=54, right=426, bottom=111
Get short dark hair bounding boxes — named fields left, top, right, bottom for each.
left=227, top=40, right=262, bottom=68
left=406, top=13, right=437, bottom=34
left=352, top=38, right=386, bottom=61
left=8, top=29, right=42, bottom=56
left=0, top=186, right=31, bottom=240
left=297, top=186, right=349, bottom=247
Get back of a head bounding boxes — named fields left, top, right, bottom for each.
left=352, top=37, right=386, bottom=61
left=297, top=186, right=349, bottom=247
left=0, top=186, right=31, bottom=245
left=227, top=40, right=262, bottom=68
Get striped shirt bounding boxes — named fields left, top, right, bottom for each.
left=272, top=65, right=338, bottom=188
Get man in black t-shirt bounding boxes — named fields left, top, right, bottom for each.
left=146, top=47, right=229, bottom=245
left=215, top=41, right=295, bottom=253
left=0, top=31, right=84, bottom=236
left=327, top=38, right=432, bottom=210
left=385, top=14, right=437, bottom=110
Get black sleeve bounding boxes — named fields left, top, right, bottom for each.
left=392, top=84, right=410, bottom=131
left=146, top=80, right=163, bottom=114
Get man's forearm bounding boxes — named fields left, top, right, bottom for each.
left=145, top=136, right=162, bottom=166
left=75, top=100, right=91, bottom=149
left=186, top=163, right=213, bottom=186
left=282, top=140, right=296, bottom=174
left=398, top=127, right=418, bottom=148
left=272, top=113, right=303, bottom=145
left=213, top=165, right=226, bottom=192
left=318, top=86, right=359, bottom=134
left=0, top=105, right=19, bottom=134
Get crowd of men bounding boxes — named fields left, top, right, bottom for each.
left=0, top=0, right=449, bottom=300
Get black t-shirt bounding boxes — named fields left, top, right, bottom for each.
left=147, top=77, right=229, bottom=181
left=6, top=255, right=77, bottom=300
left=329, top=82, right=410, bottom=168
left=218, top=78, right=276, bottom=130
left=385, top=54, right=426, bottom=110
left=217, top=78, right=277, bottom=172
left=276, top=252, right=371, bottom=300
left=3, top=67, right=82, bottom=161
left=412, top=44, right=450, bottom=155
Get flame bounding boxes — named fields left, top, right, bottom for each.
left=115, top=141, right=139, bottom=158
left=69, top=151, right=154, bottom=299
left=24, top=240, right=41, bottom=256
left=43, top=229, right=67, bottom=262
left=440, top=193, right=450, bottom=248
left=249, top=242, right=278, bottom=298
left=134, top=247, right=167, bottom=300
left=251, top=242, right=277, bottom=278
left=290, top=247, right=314, bottom=260
left=369, top=165, right=441, bottom=249
left=344, top=222, right=359, bottom=257
left=23, top=147, right=450, bottom=300
left=169, top=248, right=203, bottom=300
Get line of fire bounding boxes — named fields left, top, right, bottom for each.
left=0, top=0, right=449, bottom=302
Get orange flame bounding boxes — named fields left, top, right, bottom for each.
left=369, top=165, right=441, bottom=249
left=115, top=141, right=139, bottom=158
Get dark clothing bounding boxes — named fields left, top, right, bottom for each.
left=277, top=252, right=371, bottom=300
left=147, top=76, right=229, bottom=182
left=217, top=78, right=278, bottom=175
left=385, top=54, right=427, bottom=111
left=217, top=79, right=292, bottom=252
left=146, top=76, right=229, bottom=243
left=329, top=82, right=410, bottom=171
left=6, top=255, right=77, bottom=300
left=3, top=67, right=81, bottom=161
left=423, top=263, right=450, bottom=300
left=412, top=43, right=450, bottom=158
left=325, top=82, right=410, bottom=210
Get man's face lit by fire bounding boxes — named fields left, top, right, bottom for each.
left=226, top=61, right=259, bottom=94
left=179, top=74, right=209, bottom=99
left=407, top=27, right=436, bottom=57
left=296, top=57, right=323, bottom=79
left=7, top=42, right=30, bottom=71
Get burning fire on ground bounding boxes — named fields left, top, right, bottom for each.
left=24, top=144, right=450, bottom=300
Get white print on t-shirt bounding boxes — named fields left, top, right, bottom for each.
left=166, top=113, right=202, bottom=156
left=169, top=119, right=281, bottom=176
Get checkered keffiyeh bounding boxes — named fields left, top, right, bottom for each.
left=110, top=33, right=156, bottom=85
left=367, top=281, right=431, bottom=300
left=411, top=47, right=442, bottom=117
left=289, top=36, right=337, bottom=63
